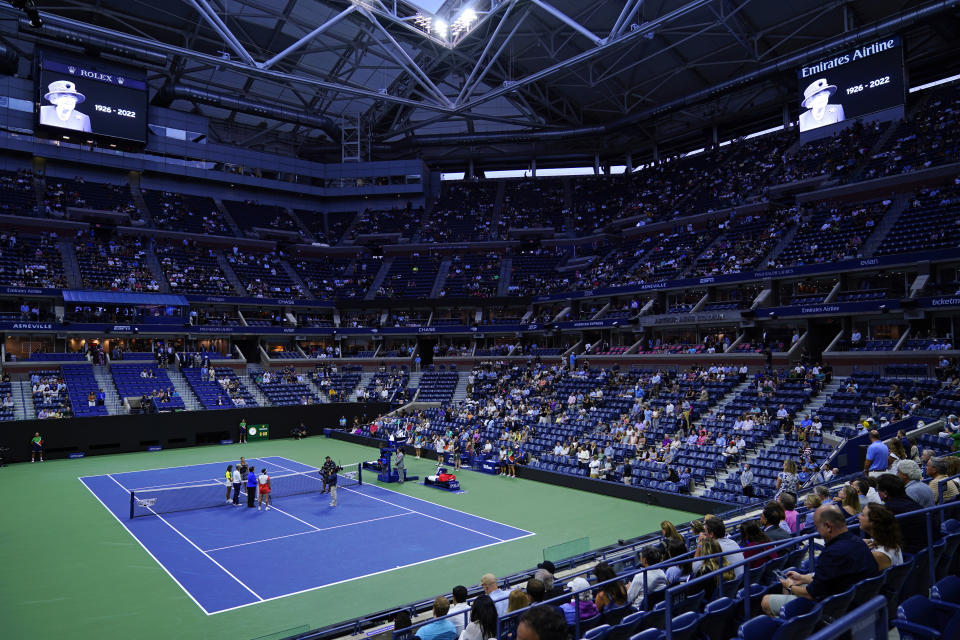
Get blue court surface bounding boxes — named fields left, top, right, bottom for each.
left=79, top=455, right=534, bottom=614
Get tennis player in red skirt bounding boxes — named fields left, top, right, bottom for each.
left=258, top=468, right=271, bottom=511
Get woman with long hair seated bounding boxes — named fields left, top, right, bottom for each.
left=858, top=503, right=904, bottom=571
left=660, top=520, right=683, bottom=544
left=506, top=589, right=530, bottom=613
left=739, top=520, right=778, bottom=569
left=693, top=538, right=735, bottom=597
left=457, top=595, right=498, bottom=640
left=664, top=537, right=693, bottom=585
left=593, top=561, right=628, bottom=612
left=839, top=484, right=861, bottom=518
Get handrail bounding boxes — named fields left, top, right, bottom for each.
left=290, top=500, right=958, bottom=640
left=806, top=595, right=888, bottom=640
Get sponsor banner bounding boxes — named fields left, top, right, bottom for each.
left=183, top=295, right=335, bottom=308
left=754, top=299, right=897, bottom=318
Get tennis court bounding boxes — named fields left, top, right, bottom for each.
left=80, top=455, right=534, bottom=614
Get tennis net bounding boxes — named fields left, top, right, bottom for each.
left=129, top=463, right=361, bottom=518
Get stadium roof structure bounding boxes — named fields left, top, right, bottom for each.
left=2, top=0, right=959, bottom=169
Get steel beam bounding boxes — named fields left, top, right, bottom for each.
left=610, top=0, right=645, bottom=40
left=260, top=6, right=357, bottom=70
left=459, top=0, right=715, bottom=113
left=19, top=7, right=461, bottom=116
left=357, top=6, right=452, bottom=106
left=457, top=9, right=530, bottom=105
left=530, top=0, right=604, bottom=47
left=187, top=0, right=257, bottom=66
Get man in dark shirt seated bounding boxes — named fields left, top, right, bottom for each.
left=761, top=502, right=791, bottom=541
left=761, top=505, right=878, bottom=616
left=876, top=473, right=928, bottom=553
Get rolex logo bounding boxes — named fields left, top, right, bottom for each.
left=118, top=77, right=124, bottom=85
left=68, top=66, right=76, bottom=74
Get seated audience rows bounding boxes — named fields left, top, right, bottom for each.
left=441, top=254, right=501, bottom=298
left=423, top=181, right=502, bottom=242
left=156, top=241, right=235, bottom=295
left=74, top=233, right=159, bottom=292
left=142, top=190, right=232, bottom=236
left=0, top=234, right=67, bottom=288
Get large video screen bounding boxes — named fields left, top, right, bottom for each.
left=36, top=49, right=148, bottom=144
left=797, top=36, right=904, bottom=133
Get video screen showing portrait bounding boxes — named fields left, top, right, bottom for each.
left=797, top=36, right=905, bottom=133
left=36, top=49, right=148, bottom=144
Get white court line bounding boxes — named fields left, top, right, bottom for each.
left=340, top=486, right=504, bottom=542
left=203, top=512, right=415, bottom=553
left=210, top=531, right=537, bottom=615
left=106, top=474, right=264, bottom=604
left=271, top=455, right=535, bottom=537
left=77, top=476, right=216, bottom=616
left=80, top=455, right=278, bottom=484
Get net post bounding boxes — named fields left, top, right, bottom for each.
left=357, top=462, right=363, bottom=487
left=129, top=490, right=135, bottom=520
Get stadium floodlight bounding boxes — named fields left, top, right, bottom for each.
left=460, top=8, right=477, bottom=24
left=434, top=19, right=448, bottom=38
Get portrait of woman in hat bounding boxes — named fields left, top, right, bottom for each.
left=799, top=77, right=845, bottom=131
left=39, top=80, right=92, bottom=133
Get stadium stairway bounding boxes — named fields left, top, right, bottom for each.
left=497, top=258, right=512, bottom=296
left=16, top=380, right=35, bottom=420
left=215, top=253, right=250, bottom=296
left=286, top=207, right=313, bottom=239
left=92, top=366, right=125, bottom=415
left=58, top=238, right=83, bottom=289
left=306, top=375, right=330, bottom=403
left=32, top=172, right=45, bottom=212
left=431, top=257, right=452, bottom=297
left=407, top=370, right=422, bottom=400
left=763, top=219, right=801, bottom=266
left=127, top=180, right=154, bottom=226
left=802, top=378, right=844, bottom=417
left=860, top=194, right=911, bottom=258
left=279, top=259, right=311, bottom=295
left=242, top=366, right=271, bottom=407
left=164, top=369, right=201, bottom=411
left=452, top=371, right=470, bottom=402
left=351, top=371, right=376, bottom=401
left=364, top=257, right=395, bottom=301
left=212, top=199, right=244, bottom=238
left=142, top=246, right=171, bottom=293
left=698, top=377, right=843, bottom=498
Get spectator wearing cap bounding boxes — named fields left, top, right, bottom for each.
left=559, top=577, right=599, bottom=625
left=536, top=561, right=564, bottom=600
left=480, top=573, right=511, bottom=616
left=897, top=459, right=934, bottom=507
left=864, top=430, right=889, bottom=476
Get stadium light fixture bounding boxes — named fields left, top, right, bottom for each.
left=434, top=19, right=448, bottom=39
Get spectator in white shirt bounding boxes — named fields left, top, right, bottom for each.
left=627, top=546, right=668, bottom=605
